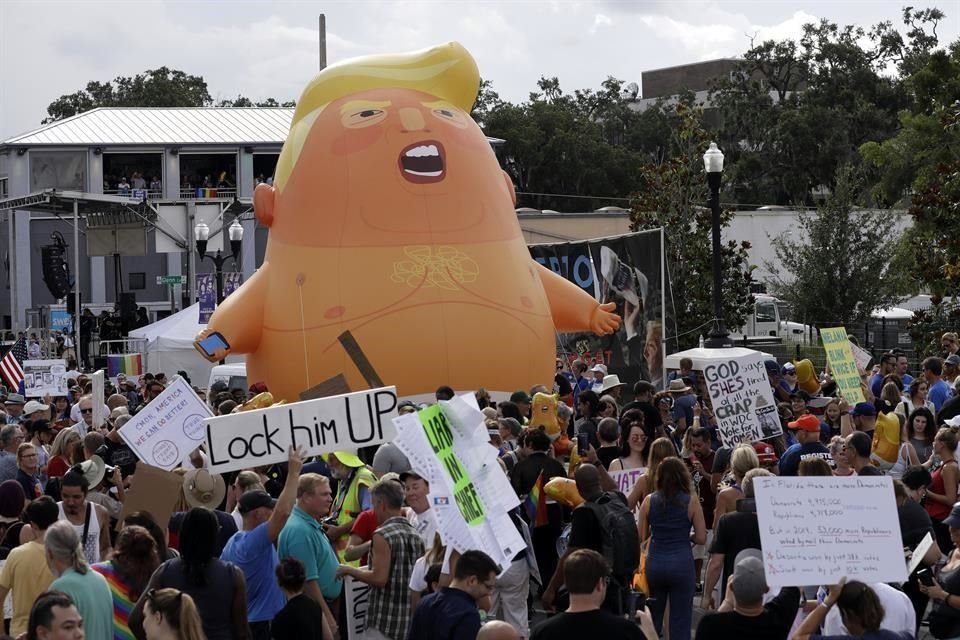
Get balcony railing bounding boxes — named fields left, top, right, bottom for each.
left=103, top=188, right=163, bottom=200
left=179, top=187, right=237, bottom=200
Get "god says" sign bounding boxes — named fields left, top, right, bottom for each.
left=204, top=387, right=398, bottom=473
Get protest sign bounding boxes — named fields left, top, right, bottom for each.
left=703, top=352, right=781, bottom=446
left=821, top=327, right=865, bottom=403
left=609, top=468, right=643, bottom=495
left=343, top=574, right=370, bottom=640
left=392, top=395, right=526, bottom=570
left=116, top=462, right=184, bottom=532
left=754, top=475, right=906, bottom=588
left=91, top=371, right=105, bottom=431
left=118, top=377, right=212, bottom=470
left=850, top=342, right=873, bottom=374
left=204, top=387, right=398, bottom=474
left=22, top=360, right=67, bottom=398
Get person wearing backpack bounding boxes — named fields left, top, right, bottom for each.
left=638, top=457, right=707, bottom=640
left=542, top=463, right=638, bottom=616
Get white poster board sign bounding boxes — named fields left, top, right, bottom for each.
left=609, top=468, right=643, bottom=496
left=754, top=476, right=907, bottom=588
left=392, top=395, right=526, bottom=571
left=203, top=387, right=398, bottom=474
left=850, top=343, right=873, bottom=374
left=118, top=377, right=213, bottom=470
left=343, top=574, right=370, bottom=640
left=22, top=360, right=67, bottom=398
left=91, top=371, right=106, bottom=431
left=704, top=352, right=781, bottom=446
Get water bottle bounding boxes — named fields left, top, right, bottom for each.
left=699, top=335, right=705, bottom=348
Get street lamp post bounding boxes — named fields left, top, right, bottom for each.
left=194, top=219, right=243, bottom=363
left=703, top=142, right=731, bottom=348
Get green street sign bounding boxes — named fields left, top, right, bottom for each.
left=157, top=275, right=184, bottom=285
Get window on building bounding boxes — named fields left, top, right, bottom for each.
left=129, top=272, right=146, bottom=290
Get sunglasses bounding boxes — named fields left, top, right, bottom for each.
left=80, top=408, right=93, bottom=414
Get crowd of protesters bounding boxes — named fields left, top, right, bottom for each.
left=0, top=333, right=958, bottom=639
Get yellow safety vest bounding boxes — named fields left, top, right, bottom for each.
left=332, top=466, right=378, bottom=565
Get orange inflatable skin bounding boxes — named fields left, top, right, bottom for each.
left=196, top=43, right=619, bottom=401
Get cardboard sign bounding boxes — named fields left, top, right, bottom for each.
left=116, top=462, right=184, bottom=532
left=754, top=476, right=906, bottom=588
left=204, top=386, right=398, bottom=474
left=609, top=467, right=644, bottom=496
left=821, top=327, right=865, bottom=403
left=118, top=377, right=213, bottom=470
left=91, top=371, right=106, bottom=431
left=343, top=574, right=370, bottom=640
left=704, top=352, right=782, bottom=446
left=392, top=395, right=525, bottom=571
left=22, top=360, right=68, bottom=398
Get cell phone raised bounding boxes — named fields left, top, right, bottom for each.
left=576, top=432, right=589, bottom=457
left=917, top=567, right=935, bottom=587
left=196, top=331, right=230, bottom=358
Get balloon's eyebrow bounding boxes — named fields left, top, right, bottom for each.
left=340, top=100, right=392, bottom=115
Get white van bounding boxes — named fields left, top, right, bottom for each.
left=207, top=363, right=247, bottom=397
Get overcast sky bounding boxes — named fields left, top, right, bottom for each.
left=1, top=0, right=958, bottom=141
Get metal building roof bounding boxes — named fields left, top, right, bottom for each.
left=2, top=107, right=506, bottom=147
left=2, top=108, right=295, bottom=146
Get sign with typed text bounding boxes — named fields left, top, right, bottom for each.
left=754, top=476, right=906, bottom=588
left=203, top=386, right=398, bottom=473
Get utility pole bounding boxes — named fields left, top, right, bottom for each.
left=319, top=14, right=327, bottom=71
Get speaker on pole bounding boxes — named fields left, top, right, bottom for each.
left=41, top=243, right=70, bottom=300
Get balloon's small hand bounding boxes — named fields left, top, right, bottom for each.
left=194, top=328, right=230, bottom=363
left=590, top=303, right=621, bottom=336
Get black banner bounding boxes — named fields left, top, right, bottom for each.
left=529, top=229, right=668, bottom=388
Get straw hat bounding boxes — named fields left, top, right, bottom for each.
left=182, top=468, right=226, bottom=510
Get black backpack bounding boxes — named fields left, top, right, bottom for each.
left=582, top=491, right=640, bottom=578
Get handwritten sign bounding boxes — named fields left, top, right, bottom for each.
left=343, top=574, right=370, bottom=640
left=754, top=476, right=906, bottom=588
left=704, top=352, right=781, bottom=446
left=22, top=360, right=68, bottom=398
left=393, top=395, right=526, bottom=571
left=204, top=387, right=398, bottom=474
left=821, top=327, right=865, bottom=403
left=118, top=377, right=212, bottom=470
left=609, top=468, right=643, bottom=495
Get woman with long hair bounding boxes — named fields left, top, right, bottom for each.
left=793, top=580, right=893, bottom=640
left=608, top=411, right=650, bottom=474
left=897, top=377, right=934, bottom=419
left=94, top=525, right=161, bottom=640
left=711, top=444, right=759, bottom=528
left=271, top=558, right=327, bottom=640
left=130, top=508, right=249, bottom=640
left=122, top=511, right=177, bottom=561
left=926, top=427, right=960, bottom=554
left=627, top=437, right=677, bottom=511
left=638, top=457, right=706, bottom=640
left=52, top=395, right=71, bottom=424
left=904, top=407, right=937, bottom=464
left=409, top=532, right=447, bottom=609
left=142, top=588, right=206, bottom=640
left=46, top=429, right=80, bottom=479
left=820, top=399, right=844, bottom=444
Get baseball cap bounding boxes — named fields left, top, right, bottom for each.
left=510, top=391, right=532, bottom=404
left=399, top=470, right=424, bottom=483
left=782, top=362, right=797, bottom=375
left=850, top=402, right=877, bottom=417
left=787, top=414, right=821, bottom=432
left=322, top=451, right=365, bottom=468
left=731, top=549, right=768, bottom=603
left=23, top=400, right=49, bottom=415
left=590, top=364, right=608, bottom=375
left=753, top=442, right=778, bottom=464
left=238, top=490, right=276, bottom=514
left=947, top=354, right=960, bottom=366
left=764, top=360, right=780, bottom=374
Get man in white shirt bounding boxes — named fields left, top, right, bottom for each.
left=821, top=582, right=915, bottom=636
left=400, top=471, right=436, bottom=546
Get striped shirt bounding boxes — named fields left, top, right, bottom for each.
left=367, top=516, right=425, bottom=640
left=92, top=561, right=136, bottom=640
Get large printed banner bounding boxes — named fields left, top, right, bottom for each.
left=529, top=230, right=668, bottom=388
left=222, top=272, right=243, bottom=298
left=118, top=377, right=213, bottom=470
left=197, top=273, right=215, bottom=323
left=22, top=360, right=68, bottom=398
left=203, top=387, right=398, bottom=474
left=754, top=476, right=906, bottom=588
left=393, top=395, right=526, bottom=570
left=704, top=351, right=781, bottom=446
left=821, top=327, right=865, bottom=403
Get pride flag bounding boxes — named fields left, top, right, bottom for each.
left=107, top=353, right=143, bottom=379
left=524, top=471, right=549, bottom=528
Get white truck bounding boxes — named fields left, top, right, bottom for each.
left=730, top=294, right=811, bottom=344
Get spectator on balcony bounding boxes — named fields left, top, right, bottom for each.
left=132, top=172, right=146, bottom=190
left=150, top=176, right=161, bottom=191
left=118, top=177, right=131, bottom=194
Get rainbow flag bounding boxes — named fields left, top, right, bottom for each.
left=107, top=353, right=143, bottom=379
left=524, top=471, right=549, bottom=528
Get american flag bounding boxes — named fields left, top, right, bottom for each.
left=0, top=336, right=26, bottom=391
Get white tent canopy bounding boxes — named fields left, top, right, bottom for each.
left=664, top=347, right=774, bottom=372
left=129, top=303, right=242, bottom=387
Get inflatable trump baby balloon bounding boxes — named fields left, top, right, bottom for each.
left=195, top=42, right=620, bottom=401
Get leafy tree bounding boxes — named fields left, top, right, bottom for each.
left=765, top=166, right=906, bottom=327
left=43, top=67, right=294, bottom=123
left=629, top=101, right=753, bottom=351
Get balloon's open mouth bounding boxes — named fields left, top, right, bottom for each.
left=398, top=140, right=446, bottom=184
